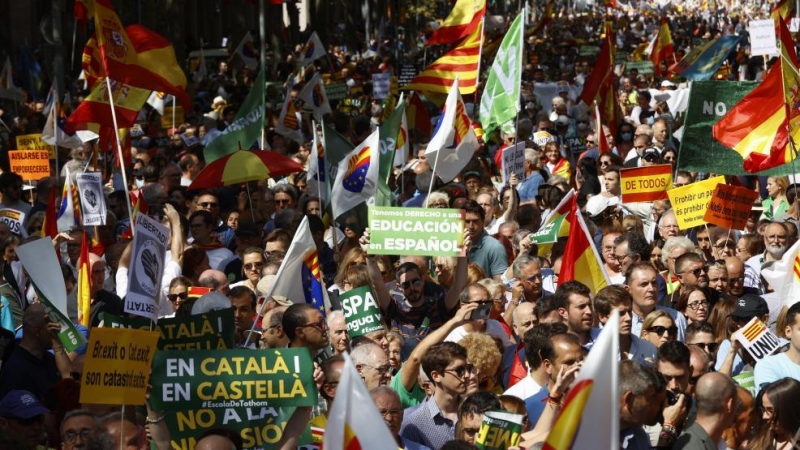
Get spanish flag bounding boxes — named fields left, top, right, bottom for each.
left=559, top=194, right=610, bottom=293
left=772, top=0, right=793, bottom=22
left=713, top=18, right=800, bottom=173
left=92, top=0, right=190, bottom=107
left=426, top=0, right=485, bottom=47
left=648, top=19, right=674, bottom=76
left=77, top=230, right=92, bottom=327
left=65, top=78, right=149, bottom=133
left=595, top=102, right=612, bottom=155
left=580, top=23, right=615, bottom=108
left=527, top=0, right=554, bottom=37
left=403, top=21, right=483, bottom=95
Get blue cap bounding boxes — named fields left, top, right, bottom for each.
left=0, top=390, right=49, bottom=419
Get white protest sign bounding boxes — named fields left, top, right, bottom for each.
left=0, top=209, right=26, bottom=237
left=733, top=317, right=782, bottom=361
left=124, top=214, right=169, bottom=322
left=501, top=142, right=526, bottom=186
left=750, top=20, right=778, bottom=57
left=372, top=72, right=391, bottom=100
left=76, top=172, right=106, bottom=226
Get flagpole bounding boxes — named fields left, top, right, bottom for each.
left=53, top=88, right=60, bottom=178
left=71, top=19, right=77, bottom=71
left=104, top=77, right=135, bottom=234
left=472, top=17, right=487, bottom=120
left=171, top=96, right=176, bottom=131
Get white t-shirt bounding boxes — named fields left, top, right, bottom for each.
left=445, top=319, right=512, bottom=347
left=503, top=376, right=542, bottom=400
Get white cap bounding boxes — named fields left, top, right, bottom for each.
left=586, top=195, right=620, bottom=218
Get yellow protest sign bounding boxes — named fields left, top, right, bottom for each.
left=162, top=105, right=185, bottom=129
left=15, top=133, right=55, bottom=159
left=80, top=327, right=160, bottom=405
left=666, top=176, right=724, bottom=230
left=9, top=150, right=50, bottom=181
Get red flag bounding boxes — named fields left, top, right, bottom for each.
left=580, top=23, right=615, bottom=107
left=41, top=188, right=59, bottom=240
left=407, top=92, right=432, bottom=141
left=595, top=102, right=611, bottom=154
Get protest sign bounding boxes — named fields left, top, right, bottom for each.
left=80, top=327, right=159, bottom=405
left=475, top=411, right=524, bottom=450
left=157, top=308, right=235, bottom=350
left=733, top=317, right=782, bottom=361
left=398, top=65, right=417, bottom=87
left=8, top=150, right=50, bottom=180
left=749, top=20, right=778, bottom=56
left=17, top=239, right=86, bottom=352
left=667, top=176, right=724, bottom=230
left=501, top=142, right=525, bottom=186
left=625, top=60, right=655, bottom=75
left=325, top=82, right=348, bottom=101
left=340, top=286, right=384, bottom=338
left=368, top=206, right=464, bottom=257
left=161, top=105, right=185, bottom=128
left=703, top=184, right=759, bottom=230
left=620, top=164, right=672, bottom=203
left=529, top=213, right=566, bottom=245
left=372, top=72, right=391, bottom=100
left=0, top=209, right=26, bottom=237
left=733, top=371, right=757, bottom=397
left=100, top=312, right=152, bottom=330
left=15, top=133, right=55, bottom=158
left=76, top=172, right=107, bottom=226
left=125, top=214, right=169, bottom=321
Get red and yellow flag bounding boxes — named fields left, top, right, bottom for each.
left=403, top=22, right=483, bottom=95
left=93, top=0, right=190, bottom=107
left=77, top=230, right=92, bottom=327
left=527, top=0, right=554, bottom=37
left=426, top=0, right=486, bottom=46
left=65, top=78, right=149, bottom=133
left=580, top=23, right=615, bottom=108
left=713, top=18, right=800, bottom=173
left=649, top=19, right=674, bottom=76
left=560, top=195, right=609, bottom=293
left=772, top=0, right=793, bottom=22
left=595, top=102, right=612, bottom=155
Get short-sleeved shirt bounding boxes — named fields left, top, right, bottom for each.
left=386, top=282, right=451, bottom=340
left=468, top=231, right=509, bottom=277
left=0, top=345, right=60, bottom=406
left=391, top=367, right=426, bottom=409
left=754, top=352, right=800, bottom=391
left=400, top=397, right=456, bottom=450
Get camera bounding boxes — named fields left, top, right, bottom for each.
left=666, top=391, right=680, bottom=405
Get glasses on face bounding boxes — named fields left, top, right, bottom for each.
left=198, top=202, right=218, bottom=208
left=275, top=199, right=291, bottom=205
left=613, top=253, right=629, bottom=262
left=664, top=156, right=676, bottom=162
left=62, top=429, right=91, bottom=443
left=647, top=325, right=677, bottom=336
left=728, top=276, right=745, bottom=284
left=167, top=292, right=188, bottom=302
left=401, top=278, right=422, bottom=290
left=586, top=140, right=595, bottom=144
left=600, top=160, right=611, bottom=166
left=684, top=266, right=708, bottom=278
left=265, top=251, right=286, bottom=260
left=244, top=261, right=264, bottom=271
left=362, top=363, right=392, bottom=374
left=445, top=363, right=476, bottom=379
left=686, top=300, right=709, bottom=311
left=462, top=427, right=480, bottom=437
left=693, top=342, right=719, bottom=353
left=299, top=320, right=327, bottom=332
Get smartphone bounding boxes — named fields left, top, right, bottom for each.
left=470, top=302, right=492, bottom=320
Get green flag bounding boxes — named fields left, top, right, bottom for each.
left=679, top=81, right=800, bottom=176
left=203, top=68, right=266, bottom=163
left=378, top=96, right=406, bottom=184
left=479, top=13, right=524, bottom=136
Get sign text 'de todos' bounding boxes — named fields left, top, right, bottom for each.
left=368, top=206, right=465, bottom=257
left=619, top=164, right=672, bottom=203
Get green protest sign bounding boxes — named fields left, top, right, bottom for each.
left=579, top=45, right=600, bottom=56
left=679, top=81, right=800, bottom=176
left=733, top=370, right=756, bottom=397
left=157, top=308, right=235, bottom=350
left=100, top=312, right=152, bottom=330
left=325, top=82, right=348, bottom=101
left=368, top=206, right=464, bottom=257
left=529, top=214, right=566, bottom=245
left=340, top=286, right=384, bottom=338
left=625, top=60, right=654, bottom=74
left=475, top=411, right=524, bottom=450
left=37, top=289, right=86, bottom=352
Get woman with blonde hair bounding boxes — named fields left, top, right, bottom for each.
left=640, top=310, right=677, bottom=348
left=459, top=332, right=503, bottom=394
left=761, top=176, right=790, bottom=221
left=331, top=247, right=367, bottom=293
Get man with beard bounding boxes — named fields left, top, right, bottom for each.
left=745, top=222, right=789, bottom=291
left=555, top=281, right=594, bottom=347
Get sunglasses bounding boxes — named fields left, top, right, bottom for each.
left=244, top=262, right=264, bottom=270
left=586, top=140, right=595, bottom=144
left=684, top=266, right=709, bottom=278
left=275, top=199, right=291, bottom=205
left=445, top=363, right=475, bottom=378
left=401, top=278, right=422, bottom=290
left=167, top=292, right=188, bottom=302
left=693, top=342, right=719, bottom=353
left=600, top=160, right=612, bottom=166
left=647, top=325, right=677, bottom=336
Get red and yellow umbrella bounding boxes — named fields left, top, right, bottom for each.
left=188, top=149, right=303, bottom=190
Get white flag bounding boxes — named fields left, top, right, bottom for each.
left=42, top=81, right=83, bottom=149
left=761, top=239, right=800, bottom=307
left=299, top=32, right=327, bottom=65
left=394, top=93, right=409, bottom=167
left=331, top=129, right=380, bottom=219
left=234, top=31, right=259, bottom=69
left=298, top=72, right=332, bottom=119
left=147, top=91, right=166, bottom=115
left=425, top=77, right=479, bottom=183
left=307, top=121, right=327, bottom=203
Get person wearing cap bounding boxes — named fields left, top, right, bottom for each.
left=716, top=294, right=771, bottom=377
left=753, top=302, right=800, bottom=389
left=0, top=389, right=49, bottom=449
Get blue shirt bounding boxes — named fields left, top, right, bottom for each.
left=400, top=397, right=456, bottom=450
left=517, top=171, right=545, bottom=202
left=523, top=384, right=550, bottom=426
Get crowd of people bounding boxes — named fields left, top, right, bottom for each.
left=0, top=1, right=798, bottom=449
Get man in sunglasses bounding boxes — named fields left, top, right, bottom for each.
left=193, top=190, right=235, bottom=249
left=672, top=253, right=720, bottom=309
left=685, top=321, right=719, bottom=364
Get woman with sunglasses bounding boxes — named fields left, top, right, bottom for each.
left=749, top=378, right=800, bottom=450
left=676, top=287, right=709, bottom=325
left=661, top=148, right=678, bottom=170
left=230, top=247, right=266, bottom=293
left=165, top=276, right=193, bottom=318
left=641, top=310, right=677, bottom=348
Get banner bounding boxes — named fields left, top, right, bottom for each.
left=325, top=82, right=348, bottom=101
left=125, top=214, right=169, bottom=321
left=732, top=371, right=757, bottom=397
left=0, top=209, right=26, bottom=237
left=17, top=239, right=86, bottom=352
left=161, top=105, right=185, bottom=129
left=8, top=150, right=50, bottom=180
left=475, top=411, right=524, bottom=450
left=619, top=164, right=672, bottom=203
left=749, top=19, right=778, bottom=56
left=529, top=214, right=566, bottom=245
left=80, top=327, right=159, bottom=405
left=624, top=60, right=655, bottom=74
left=666, top=176, right=724, bottom=230
left=340, top=286, right=384, bottom=338
left=15, top=133, right=55, bottom=159
left=76, top=172, right=106, bottom=226
left=372, top=72, right=391, bottom=100
left=101, top=308, right=236, bottom=350
left=733, top=317, right=782, bottom=361
left=703, top=184, right=760, bottom=230
left=100, top=312, right=152, bottom=330
left=501, top=142, right=526, bottom=186
left=679, top=81, right=800, bottom=175
left=368, top=206, right=465, bottom=257
left=398, top=65, right=417, bottom=87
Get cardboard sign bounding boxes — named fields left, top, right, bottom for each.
left=124, top=214, right=169, bottom=321
left=372, top=72, right=391, bottom=100
left=625, top=60, right=655, bottom=75
left=80, top=327, right=160, bottom=405
left=475, top=411, right=524, bottom=450
left=368, top=206, right=465, bottom=257
left=620, top=164, right=672, bottom=203
left=749, top=19, right=778, bottom=56
left=325, top=82, right=348, bottom=101
left=501, top=142, right=526, bottom=186
left=703, top=184, right=760, bottom=230
left=15, top=133, right=55, bottom=159
left=340, top=286, right=384, bottom=338
left=733, top=371, right=757, bottom=397
left=667, top=176, right=724, bottom=230
left=0, top=209, right=26, bottom=237
left=733, top=317, right=782, bottom=361
left=76, top=172, right=107, bottom=226
left=398, top=64, right=417, bottom=87
left=161, top=105, right=185, bottom=128
left=8, top=150, right=50, bottom=180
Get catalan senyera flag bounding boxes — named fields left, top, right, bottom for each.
left=57, top=168, right=81, bottom=232
left=403, top=21, right=483, bottom=95
left=65, top=78, right=149, bottom=133
left=276, top=85, right=304, bottom=144
left=322, top=352, right=398, bottom=450
left=713, top=18, right=800, bottom=173
left=648, top=19, right=674, bottom=76
left=761, top=239, right=800, bottom=307
left=93, top=0, right=190, bottom=107
left=394, top=93, right=410, bottom=167
left=580, top=23, right=615, bottom=107
left=425, top=77, right=479, bottom=183
left=77, top=230, right=91, bottom=327
left=426, top=0, right=486, bottom=47
left=559, top=194, right=610, bottom=294
left=543, top=311, right=619, bottom=450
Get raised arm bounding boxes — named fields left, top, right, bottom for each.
left=501, top=176, right=519, bottom=224
left=444, top=230, right=472, bottom=311
left=359, top=228, right=393, bottom=311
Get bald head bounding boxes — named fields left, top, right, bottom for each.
left=199, top=269, right=230, bottom=293
left=195, top=435, right=236, bottom=450
left=695, top=372, right=736, bottom=416
left=725, top=256, right=745, bottom=296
